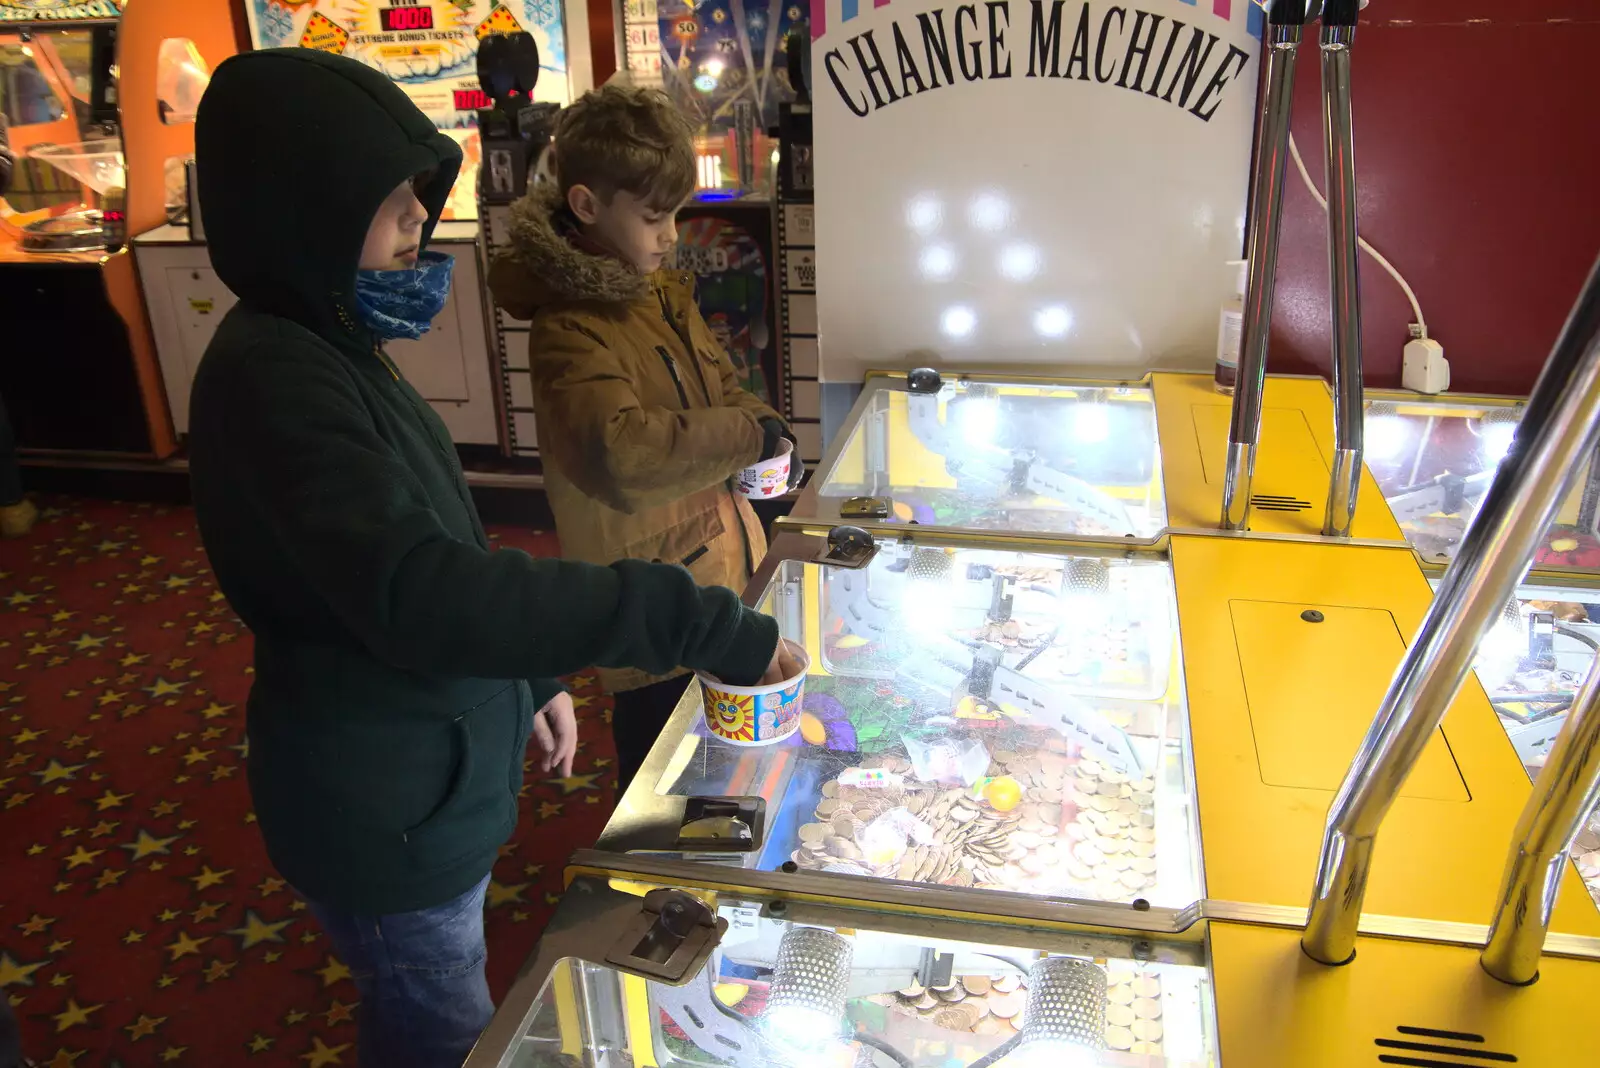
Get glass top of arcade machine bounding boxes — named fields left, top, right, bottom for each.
left=1364, top=392, right=1600, bottom=574
left=463, top=870, right=1218, bottom=1067
left=801, top=375, right=1167, bottom=539
left=603, top=528, right=1202, bottom=915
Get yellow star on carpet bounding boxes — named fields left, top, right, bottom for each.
left=211, top=765, right=238, bottom=781
left=26, top=843, right=46, bottom=856
left=48, top=973, right=71, bottom=987
left=32, top=759, right=85, bottom=785
left=94, top=690, right=126, bottom=707
left=26, top=643, right=51, bottom=657
left=90, top=820, right=120, bottom=837
left=69, top=634, right=106, bottom=651
left=191, top=865, right=232, bottom=890
left=51, top=999, right=102, bottom=1032
left=180, top=747, right=213, bottom=766
left=537, top=801, right=564, bottom=819
left=120, top=652, right=148, bottom=667
left=123, top=930, right=145, bottom=945
left=486, top=881, right=528, bottom=908
left=315, top=956, right=352, bottom=987
left=264, top=951, right=282, bottom=963
left=94, top=789, right=131, bottom=811
left=230, top=910, right=293, bottom=949
left=5, top=591, right=38, bottom=607
left=163, top=575, right=195, bottom=590
left=247, top=1034, right=275, bottom=1054
left=285, top=1009, right=309, bottom=1025
left=323, top=1000, right=357, bottom=1025
left=202, top=958, right=237, bottom=983
left=257, top=875, right=286, bottom=896
left=191, top=622, right=214, bottom=635
left=17, top=914, right=54, bottom=936
left=156, top=975, right=176, bottom=989
left=200, top=726, right=227, bottom=741
left=125, top=1014, right=166, bottom=1041
left=191, top=901, right=223, bottom=922
left=46, top=940, right=70, bottom=954
left=522, top=863, right=543, bottom=877
left=122, top=829, right=179, bottom=860
left=145, top=677, right=188, bottom=698
left=551, top=773, right=602, bottom=795
left=10, top=726, right=45, bottom=744
left=140, top=554, right=161, bottom=566
left=300, top=1037, right=352, bottom=1067
left=160, top=1046, right=187, bottom=1062
left=511, top=910, right=528, bottom=923
left=61, top=846, right=102, bottom=870
left=165, top=930, right=210, bottom=961
left=5, top=792, right=33, bottom=809
left=60, top=734, right=88, bottom=750
left=157, top=908, right=180, bottom=922
left=42, top=1049, right=84, bottom=1068
left=94, top=868, right=125, bottom=889
left=51, top=882, right=71, bottom=895
left=177, top=819, right=196, bottom=830
left=151, top=799, right=180, bottom=817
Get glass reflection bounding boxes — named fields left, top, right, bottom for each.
left=941, top=305, right=976, bottom=339
left=999, top=243, right=1041, bottom=281
left=968, top=190, right=1010, bottom=232
left=1033, top=305, right=1072, bottom=338
left=905, top=192, right=943, bottom=234
left=919, top=245, right=957, bottom=281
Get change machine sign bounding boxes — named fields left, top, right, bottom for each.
left=811, top=0, right=1264, bottom=381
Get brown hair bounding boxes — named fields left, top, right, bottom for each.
left=552, top=84, right=695, bottom=212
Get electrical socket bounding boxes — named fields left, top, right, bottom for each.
left=1402, top=338, right=1449, bottom=394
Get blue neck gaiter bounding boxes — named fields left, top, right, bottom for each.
left=354, top=250, right=454, bottom=341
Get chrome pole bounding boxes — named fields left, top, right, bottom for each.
left=1481, top=666, right=1600, bottom=984
left=1303, top=251, right=1600, bottom=966
left=1222, top=0, right=1315, bottom=531
left=1320, top=2, right=1363, bottom=537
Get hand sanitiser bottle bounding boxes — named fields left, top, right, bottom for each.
left=1214, top=259, right=1247, bottom=394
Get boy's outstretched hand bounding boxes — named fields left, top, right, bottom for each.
left=760, top=641, right=803, bottom=686
left=532, top=691, right=578, bottom=778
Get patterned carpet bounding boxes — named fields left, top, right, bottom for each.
left=0, top=497, right=617, bottom=1067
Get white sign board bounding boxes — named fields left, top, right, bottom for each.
left=812, top=0, right=1264, bottom=381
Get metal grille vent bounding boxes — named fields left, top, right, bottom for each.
left=1375, top=1025, right=1518, bottom=1066
left=1251, top=494, right=1313, bottom=512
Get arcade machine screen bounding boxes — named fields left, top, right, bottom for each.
left=242, top=0, right=575, bottom=220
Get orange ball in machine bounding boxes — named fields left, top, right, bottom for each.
left=983, top=775, right=1022, bottom=812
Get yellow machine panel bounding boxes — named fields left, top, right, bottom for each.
left=1172, top=535, right=1600, bottom=936
left=1155, top=373, right=1405, bottom=541
left=1211, top=921, right=1593, bottom=1065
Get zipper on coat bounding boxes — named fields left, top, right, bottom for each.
left=374, top=342, right=400, bottom=381
left=657, top=282, right=713, bottom=404
left=656, top=346, right=692, bottom=409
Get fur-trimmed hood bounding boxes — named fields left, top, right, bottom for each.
left=488, top=183, right=652, bottom=319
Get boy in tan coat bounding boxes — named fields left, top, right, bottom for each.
left=489, top=85, right=799, bottom=793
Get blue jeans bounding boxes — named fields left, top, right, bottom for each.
left=307, top=874, right=495, bottom=1068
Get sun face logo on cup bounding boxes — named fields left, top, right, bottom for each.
left=708, top=691, right=757, bottom=742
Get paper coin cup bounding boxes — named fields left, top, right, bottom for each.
left=735, top=438, right=793, bottom=499
left=698, top=639, right=809, bottom=746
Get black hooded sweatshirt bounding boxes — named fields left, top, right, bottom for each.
left=188, top=49, right=778, bottom=914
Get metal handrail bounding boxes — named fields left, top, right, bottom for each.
left=1303, top=251, right=1600, bottom=965
left=1481, top=653, right=1600, bottom=984
left=1319, top=1, right=1364, bottom=536
left=1221, top=0, right=1314, bottom=531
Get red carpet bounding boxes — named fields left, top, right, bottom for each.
left=0, top=498, right=616, bottom=1067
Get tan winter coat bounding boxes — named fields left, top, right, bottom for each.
left=488, top=185, right=782, bottom=693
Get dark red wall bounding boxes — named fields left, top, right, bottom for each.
left=1268, top=1, right=1600, bottom=396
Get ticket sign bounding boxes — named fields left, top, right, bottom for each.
left=810, top=0, right=1264, bottom=382
left=243, top=0, right=572, bottom=126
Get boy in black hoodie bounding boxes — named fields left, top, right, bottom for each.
left=189, top=49, right=788, bottom=1068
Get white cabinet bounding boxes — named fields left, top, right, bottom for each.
left=134, top=223, right=502, bottom=445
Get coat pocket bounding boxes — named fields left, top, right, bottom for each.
left=403, top=683, right=522, bottom=872
left=617, top=499, right=725, bottom=569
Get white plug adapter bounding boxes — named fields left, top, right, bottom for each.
left=1402, top=338, right=1449, bottom=394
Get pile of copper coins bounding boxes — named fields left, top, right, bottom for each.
left=866, top=963, right=1167, bottom=1054
left=789, top=748, right=1161, bottom=904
